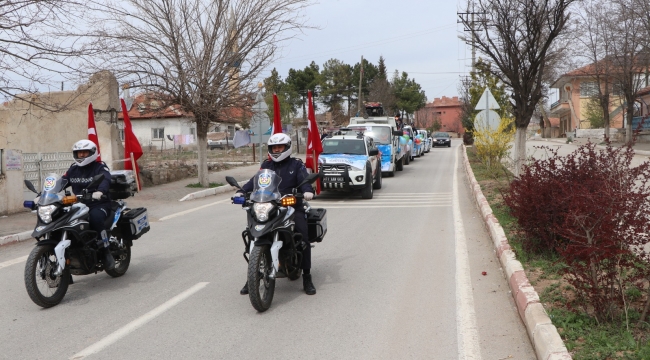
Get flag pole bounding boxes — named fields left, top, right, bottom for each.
left=130, top=152, right=140, bottom=192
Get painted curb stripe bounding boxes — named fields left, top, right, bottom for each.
left=461, top=145, right=571, bottom=359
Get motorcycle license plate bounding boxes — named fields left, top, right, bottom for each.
left=326, top=176, right=344, bottom=182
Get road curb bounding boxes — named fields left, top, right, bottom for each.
left=0, top=230, right=33, bottom=246
left=461, top=145, right=572, bottom=360
left=179, top=180, right=248, bottom=201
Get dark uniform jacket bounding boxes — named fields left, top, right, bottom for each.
left=242, top=157, right=314, bottom=209
left=62, top=161, right=112, bottom=209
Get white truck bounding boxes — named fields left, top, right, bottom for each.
left=347, top=103, right=406, bottom=176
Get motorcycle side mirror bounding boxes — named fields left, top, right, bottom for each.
left=225, top=176, right=242, bottom=190
left=24, top=180, right=38, bottom=194
left=296, top=172, right=321, bottom=189
left=86, top=174, right=105, bottom=189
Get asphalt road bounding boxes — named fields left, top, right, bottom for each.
left=0, top=140, right=535, bottom=360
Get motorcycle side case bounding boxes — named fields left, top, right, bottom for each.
left=307, top=208, right=327, bottom=243
left=109, top=171, right=136, bottom=200
left=117, top=207, right=150, bottom=241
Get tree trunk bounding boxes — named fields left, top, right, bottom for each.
left=601, top=94, right=610, bottom=141
left=626, top=103, right=634, bottom=145
left=513, top=127, right=527, bottom=177
left=197, top=118, right=210, bottom=187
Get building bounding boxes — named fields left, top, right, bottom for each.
left=414, top=96, right=464, bottom=134
left=0, top=71, right=122, bottom=215
left=550, top=60, right=650, bottom=137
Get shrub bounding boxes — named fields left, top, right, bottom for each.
left=463, top=132, right=474, bottom=145
left=473, top=116, right=514, bottom=172
left=505, top=142, right=650, bottom=323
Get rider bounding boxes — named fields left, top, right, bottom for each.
left=62, top=140, right=115, bottom=270
left=236, top=133, right=317, bottom=295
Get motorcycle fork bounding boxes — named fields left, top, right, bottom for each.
left=269, top=232, right=283, bottom=279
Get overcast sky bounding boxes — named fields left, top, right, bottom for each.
left=265, top=0, right=470, bottom=104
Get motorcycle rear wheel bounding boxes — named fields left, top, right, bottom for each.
left=24, top=245, right=70, bottom=308
left=248, top=245, right=275, bottom=312
left=105, top=241, right=131, bottom=278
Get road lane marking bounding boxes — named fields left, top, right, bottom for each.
left=158, top=200, right=230, bottom=221
left=0, top=255, right=28, bottom=270
left=453, top=147, right=482, bottom=359
left=322, top=204, right=450, bottom=209
left=70, top=282, right=209, bottom=360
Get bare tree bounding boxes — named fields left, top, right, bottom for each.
left=460, top=0, right=576, bottom=176
left=89, top=0, right=312, bottom=186
left=0, top=0, right=101, bottom=111
left=605, top=0, right=649, bottom=144
left=573, top=0, right=618, bottom=139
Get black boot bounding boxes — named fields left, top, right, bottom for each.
left=240, top=282, right=249, bottom=295
left=303, top=274, right=316, bottom=295
left=102, top=248, right=115, bottom=271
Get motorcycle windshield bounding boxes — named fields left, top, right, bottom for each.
left=38, top=173, right=67, bottom=205
left=250, top=169, right=282, bottom=202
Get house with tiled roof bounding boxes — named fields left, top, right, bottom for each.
left=117, top=90, right=251, bottom=150
left=414, top=96, right=464, bottom=134
left=550, top=59, right=650, bottom=137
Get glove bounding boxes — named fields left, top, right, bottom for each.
left=33, top=196, right=40, bottom=204
left=92, top=191, right=103, bottom=200
left=303, top=192, right=314, bottom=201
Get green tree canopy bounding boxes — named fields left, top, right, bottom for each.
left=285, top=61, right=321, bottom=122
left=392, top=70, right=426, bottom=121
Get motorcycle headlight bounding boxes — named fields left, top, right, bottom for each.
left=38, top=204, right=57, bottom=224
left=252, top=203, right=274, bottom=222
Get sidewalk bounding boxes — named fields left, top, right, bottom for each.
left=0, top=154, right=309, bottom=241
left=534, top=136, right=650, bottom=156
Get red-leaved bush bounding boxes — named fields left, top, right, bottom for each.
left=504, top=143, right=650, bottom=322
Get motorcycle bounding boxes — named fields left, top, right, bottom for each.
left=22, top=172, right=150, bottom=308
left=226, top=170, right=327, bottom=312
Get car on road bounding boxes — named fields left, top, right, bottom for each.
left=318, top=133, right=382, bottom=199
left=432, top=132, right=452, bottom=147
left=207, top=138, right=234, bottom=150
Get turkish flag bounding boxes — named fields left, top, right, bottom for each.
left=121, top=98, right=143, bottom=190
left=87, top=103, right=102, bottom=162
left=305, top=91, right=323, bottom=194
left=272, top=93, right=283, bottom=135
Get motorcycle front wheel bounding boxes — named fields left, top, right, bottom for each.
left=247, top=245, right=275, bottom=312
left=105, top=240, right=131, bottom=278
left=24, top=245, right=70, bottom=308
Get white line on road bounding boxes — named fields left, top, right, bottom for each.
left=323, top=204, right=451, bottom=209
left=0, top=255, right=28, bottom=270
left=453, top=147, right=482, bottom=360
left=70, top=282, right=209, bottom=360
left=158, top=200, right=229, bottom=221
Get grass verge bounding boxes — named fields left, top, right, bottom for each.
left=464, top=145, right=650, bottom=359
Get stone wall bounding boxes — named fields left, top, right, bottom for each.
left=139, top=160, right=245, bottom=187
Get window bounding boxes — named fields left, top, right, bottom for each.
left=119, top=129, right=125, bottom=141
left=190, top=128, right=196, bottom=136
left=152, top=128, right=164, bottom=139
left=580, top=82, right=599, bottom=97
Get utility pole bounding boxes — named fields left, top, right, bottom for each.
left=457, top=6, right=484, bottom=72
left=357, top=55, right=364, bottom=116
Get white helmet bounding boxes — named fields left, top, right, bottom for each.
left=267, top=133, right=292, bottom=162
left=72, top=139, right=99, bottom=167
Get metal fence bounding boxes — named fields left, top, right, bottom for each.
left=23, top=152, right=75, bottom=190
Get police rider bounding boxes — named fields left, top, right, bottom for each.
left=62, top=140, right=115, bottom=270
left=236, top=133, right=317, bottom=295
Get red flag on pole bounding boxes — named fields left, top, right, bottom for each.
left=305, top=90, right=323, bottom=194
left=87, top=103, right=102, bottom=162
left=272, top=93, right=283, bottom=135
left=121, top=98, right=144, bottom=190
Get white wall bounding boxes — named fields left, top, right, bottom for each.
left=119, top=117, right=196, bottom=150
